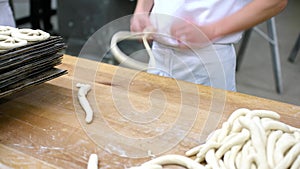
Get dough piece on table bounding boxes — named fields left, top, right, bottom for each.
left=134, top=154, right=205, bottom=169
left=87, top=154, right=98, bottom=169
left=76, top=83, right=94, bottom=124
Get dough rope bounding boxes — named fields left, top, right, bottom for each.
left=76, top=83, right=94, bottom=124
left=142, top=28, right=156, bottom=68
left=11, top=28, right=50, bottom=42
left=87, top=154, right=98, bottom=169
left=142, top=154, right=205, bottom=169
left=129, top=108, right=300, bottom=169
left=110, top=28, right=160, bottom=71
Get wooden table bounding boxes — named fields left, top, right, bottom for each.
left=0, top=55, right=299, bottom=168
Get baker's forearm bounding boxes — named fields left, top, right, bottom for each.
left=209, top=0, right=287, bottom=40
left=130, top=0, right=154, bottom=32
left=134, top=0, right=154, bottom=13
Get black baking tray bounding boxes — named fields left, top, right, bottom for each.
left=0, top=68, right=67, bottom=98
left=0, top=36, right=68, bottom=98
left=0, top=54, right=63, bottom=89
left=0, top=43, right=66, bottom=72
left=0, top=36, right=64, bottom=60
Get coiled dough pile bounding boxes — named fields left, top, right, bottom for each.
left=0, top=26, right=50, bottom=51
left=129, top=108, right=300, bottom=169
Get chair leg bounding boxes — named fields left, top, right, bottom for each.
left=267, top=18, right=283, bottom=94
left=288, top=33, right=300, bottom=63
left=236, top=29, right=253, bottom=71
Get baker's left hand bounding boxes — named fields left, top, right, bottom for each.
left=170, top=19, right=216, bottom=49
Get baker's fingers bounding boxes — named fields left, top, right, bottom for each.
left=130, top=13, right=152, bottom=33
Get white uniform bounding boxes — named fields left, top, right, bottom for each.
left=0, top=0, right=15, bottom=27
left=148, top=0, right=251, bottom=91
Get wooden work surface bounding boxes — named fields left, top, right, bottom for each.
left=0, top=55, right=299, bottom=168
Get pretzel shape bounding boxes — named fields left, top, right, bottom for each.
left=0, top=35, right=27, bottom=50
left=110, top=29, right=155, bottom=71
left=11, top=28, right=50, bottom=42
left=0, top=26, right=16, bottom=36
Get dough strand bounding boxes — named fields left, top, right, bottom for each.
left=129, top=109, right=300, bottom=169
left=87, top=154, right=98, bottom=169
left=76, top=83, right=94, bottom=124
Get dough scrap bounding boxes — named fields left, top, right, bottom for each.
left=76, top=83, right=93, bottom=124
left=87, top=154, right=98, bottom=169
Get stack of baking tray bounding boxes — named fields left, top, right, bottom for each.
left=0, top=36, right=67, bottom=98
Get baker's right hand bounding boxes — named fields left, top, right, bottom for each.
left=130, top=13, right=153, bottom=32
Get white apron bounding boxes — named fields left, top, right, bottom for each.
left=147, top=0, right=251, bottom=91
left=148, top=43, right=237, bottom=91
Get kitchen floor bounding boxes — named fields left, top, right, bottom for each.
left=12, top=0, right=300, bottom=106
left=235, top=0, right=300, bottom=106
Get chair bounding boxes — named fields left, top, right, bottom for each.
left=236, top=17, right=283, bottom=94
left=288, top=33, right=300, bottom=63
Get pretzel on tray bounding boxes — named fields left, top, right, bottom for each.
left=0, top=34, right=27, bottom=50
left=11, top=28, right=50, bottom=42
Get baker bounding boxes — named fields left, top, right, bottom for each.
left=130, top=0, right=287, bottom=91
left=0, top=0, right=15, bottom=27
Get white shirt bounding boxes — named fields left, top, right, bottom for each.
left=150, top=0, right=252, bottom=45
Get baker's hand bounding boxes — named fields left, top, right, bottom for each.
left=130, top=13, right=153, bottom=32
left=170, top=19, right=216, bottom=49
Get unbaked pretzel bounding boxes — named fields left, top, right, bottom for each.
left=0, top=35, right=27, bottom=50
left=0, top=26, right=16, bottom=36
left=11, top=28, right=50, bottom=42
